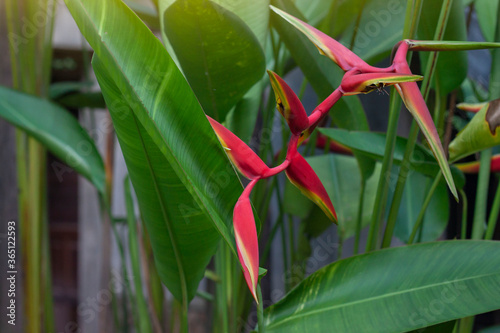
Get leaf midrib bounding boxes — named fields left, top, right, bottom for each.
left=72, top=0, right=236, bottom=254
left=131, top=112, right=189, bottom=305
left=266, top=270, right=500, bottom=329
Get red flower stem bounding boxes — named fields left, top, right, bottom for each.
left=241, top=178, right=259, bottom=199
left=308, top=88, right=343, bottom=125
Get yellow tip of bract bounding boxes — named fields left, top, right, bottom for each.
left=267, top=70, right=309, bottom=134
left=285, top=153, right=337, bottom=224
left=233, top=186, right=260, bottom=303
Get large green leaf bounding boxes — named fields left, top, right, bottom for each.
left=339, top=0, right=407, bottom=64
left=417, top=0, right=468, bottom=94
left=475, top=0, right=499, bottom=43
left=93, top=57, right=221, bottom=303
left=449, top=98, right=500, bottom=162
left=319, top=128, right=466, bottom=189
left=285, top=154, right=380, bottom=239
left=388, top=166, right=449, bottom=244
left=163, top=0, right=265, bottom=121
left=0, top=86, right=104, bottom=192
left=64, top=0, right=243, bottom=272
left=264, top=241, right=500, bottom=332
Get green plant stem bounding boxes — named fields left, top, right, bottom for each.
left=408, top=173, right=442, bottom=244
left=257, top=284, right=265, bottom=333
left=471, top=149, right=492, bottom=239
left=381, top=0, right=452, bottom=248
left=124, top=178, right=153, bottom=333
left=366, top=0, right=423, bottom=252
left=354, top=179, right=366, bottom=255
left=382, top=121, right=418, bottom=248
left=366, top=92, right=401, bottom=252
left=485, top=180, right=500, bottom=240
left=460, top=189, right=468, bottom=240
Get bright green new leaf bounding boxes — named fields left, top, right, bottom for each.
left=264, top=241, right=500, bottom=332
left=163, top=0, right=266, bottom=121
left=0, top=86, right=104, bottom=193
left=449, top=98, right=500, bottom=162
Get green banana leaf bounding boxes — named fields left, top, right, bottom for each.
left=449, top=98, right=500, bottom=162
left=163, top=0, right=266, bottom=121
left=264, top=241, right=500, bottom=332
left=93, top=56, right=223, bottom=303
left=0, top=86, right=104, bottom=193
left=64, top=0, right=246, bottom=297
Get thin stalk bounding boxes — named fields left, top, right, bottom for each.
left=124, top=178, right=153, bottom=333
left=365, top=91, right=402, bottom=252
left=214, top=244, right=229, bottom=333
left=288, top=214, right=295, bottom=267
left=354, top=179, right=366, bottom=254
left=257, top=285, right=265, bottom=333
left=460, top=189, right=468, bottom=240
left=42, top=200, right=55, bottom=333
left=381, top=0, right=452, bottom=248
left=365, top=0, right=423, bottom=252
left=382, top=121, right=418, bottom=248
left=485, top=180, right=500, bottom=240
left=471, top=149, right=492, bottom=239
left=408, top=173, right=442, bottom=244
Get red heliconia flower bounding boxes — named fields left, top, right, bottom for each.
left=285, top=151, right=337, bottom=222
left=268, top=70, right=309, bottom=135
left=271, top=5, right=459, bottom=201
left=233, top=179, right=260, bottom=302
left=455, top=154, right=500, bottom=174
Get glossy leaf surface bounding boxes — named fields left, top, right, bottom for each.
left=449, top=99, right=500, bottom=162
left=0, top=86, right=105, bottom=193
left=163, top=0, right=265, bottom=121
left=264, top=241, right=500, bottom=332
left=65, top=0, right=244, bottom=296
left=93, top=57, right=221, bottom=303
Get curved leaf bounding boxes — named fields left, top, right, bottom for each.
left=93, top=57, right=221, bottom=303
left=64, top=0, right=243, bottom=277
left=449, top=98, right=500, bottom=162
left=0, top=86, right=104, bottom=192
left=163, top=0, right=265, bottom=121
left=264, top=241, right=500, bottom=333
